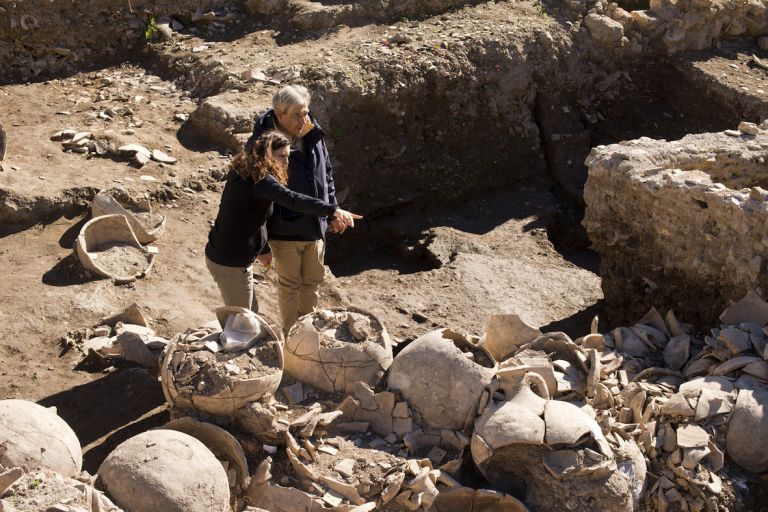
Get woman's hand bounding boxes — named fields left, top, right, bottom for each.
left=256, top=252, right=272, bottom=268
left=333, top=208, right=363, bottom=229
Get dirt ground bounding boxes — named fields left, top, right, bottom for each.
left=2, top=2, right=767, bottom=506
left=0, top=62, right=602, bottom=476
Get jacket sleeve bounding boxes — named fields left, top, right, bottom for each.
left=254, top=175, right=337, bottom=217
left=323, top=142, right=338, bottom=207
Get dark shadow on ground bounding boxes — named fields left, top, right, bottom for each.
left=38, top=367, right=167, bottom=473
left=58, top=214, right=89, bottom=249
left=42, top=253, right=101, bottom=286
left=539, top=298, right=607, bottom=340
left=328, top=185, right=585, bottom=277
left=81, top=409, right=168, bottom=473
left=176, top=121, right=233, bottom=153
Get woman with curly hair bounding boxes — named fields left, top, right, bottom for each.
left=205, top=130, right=360, bottom=311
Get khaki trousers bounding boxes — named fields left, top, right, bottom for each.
left=205, top=256, right=258, bottom=312
left=269, top=239, right=326, bottom=334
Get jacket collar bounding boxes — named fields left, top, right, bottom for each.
left=257, top=109, right=325, bottom=146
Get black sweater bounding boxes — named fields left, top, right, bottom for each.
left=205, top=169, right=337, bottom=267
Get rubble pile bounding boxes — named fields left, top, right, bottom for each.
left=0, top=0, right=246, bottom=83
left=161, top=307, right=283, bottom=416
left=0, top=466, right=120, bottom=512
left=62, top=303, right=168, bottom=372
left=573, top=0, right=768, bottom=55
left=36, top=295, right=768, bottom=510
left=51, top=129, right=178, bottom=168
left=583, top=121, right=768, bottom=326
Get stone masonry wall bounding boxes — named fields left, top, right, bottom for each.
left=583, top=121, right=768, bottom=326
left=0, top=0, right=243, bottom=84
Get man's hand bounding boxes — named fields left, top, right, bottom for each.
left=333, top=208, right=363, bottom=229
left=256, top=252, right=272, bottom=268
left=329, top=218, right=347, bottom=234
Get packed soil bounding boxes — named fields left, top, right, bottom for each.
left=90, top=242, right=151, bottom=277
left=0, top=72, right=601, bottom=469
left=133, top=211, right=165, bottom=231
left=0, top=0, right=642, bottom=481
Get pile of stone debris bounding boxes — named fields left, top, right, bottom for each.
left=51, top=129, right=177, bottom=168
left=8, top=294, right=768, bottom=511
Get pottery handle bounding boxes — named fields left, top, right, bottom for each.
left=522, top=372, right=550, bottom=400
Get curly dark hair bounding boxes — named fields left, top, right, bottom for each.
left=231, top=130, right=290, bottom=185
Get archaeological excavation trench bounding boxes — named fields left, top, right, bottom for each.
left=1, top=0, right=768, bottom=511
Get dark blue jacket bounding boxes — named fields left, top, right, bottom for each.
left=247, top=109, right=337, bottom=242
left=205, top=171, right=337, bottom=268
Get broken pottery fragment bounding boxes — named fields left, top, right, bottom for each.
left=247, top=480, right=325, bottom=511
left=694, top=387, right=735, bottom=420
left=151, top=149, right=177, bottom=164
left=117, top=143, right=152, bottom=159
left=719, top=291, right=768, bottom=325
left=285, top=307, right=393, bottom=393
left=726, top=384, right=768, bottom=473
left=75, top=214, right=154, bottom=282
left=717, top=326, right=752, bottom=355
left=660, top=392, right=695, bottom=417
left=389, top=329, right=496, bottom=430
left=98, top=429, right=230, bottom=512
left=161, top=308, right=282, bottom=415
left=100, top=303, right=150, bottom=328
left=613, top=326, right=653, bottom=357
left=683, top=355, right=716, bottom=379
left=742, top=360, right=768, bottom=379
left=0, top=122, right=5, bottom=160
left=431, top=488, right=529, bottom=512
left=0, top=467, right=23, bottom=497
left=711, top=356, right=761, bottom=376
left=1, top=467, right=120, bottom=511
left=472, top=372, right=640, bottom=511
left=663, top=335, right=690, bottom=371
left=0, top=399, right=82, bottom=476
left=676, top=424, right=709, bottom=448
left=679, top=376, right=734, bottom=395
left=638, top=307, right=670, bottom=338
left=91, top=191, right=166, bottom=244
left=479, top=314, right=541, bottom=362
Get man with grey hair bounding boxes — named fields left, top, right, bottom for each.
left=246, top=85, right=352, bottom=334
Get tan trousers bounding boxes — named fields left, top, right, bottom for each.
left=269, top=239, right=326, bottom=334
left=205, top=256, right=258, bottom=312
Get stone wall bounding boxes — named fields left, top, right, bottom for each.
left=245, top=0, right=489, bottom=31
left=575, top=0, right=768, bottom=55
left=0, top=0, right=244, bottom=84
left=583, top=121, right=768, bottom=326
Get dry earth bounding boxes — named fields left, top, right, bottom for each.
left=1, top=0, right=768, bottom=508
left=0, top=3, right=604, bottom=475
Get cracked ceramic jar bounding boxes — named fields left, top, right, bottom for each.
left=388, top=328, right=497, bottom=430
left=284, top=307, right=393, bottom=393
left=472, top=373, right=645, bottom=512
left=0, top=399, right=82, bottom=477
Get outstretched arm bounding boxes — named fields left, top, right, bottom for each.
left=253, top=175, right=337, bottom=216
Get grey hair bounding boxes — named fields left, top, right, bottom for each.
left=272, top=85, right=311, bottom=114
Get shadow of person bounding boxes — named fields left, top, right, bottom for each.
left=38, top=367, right=168, bottom=474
